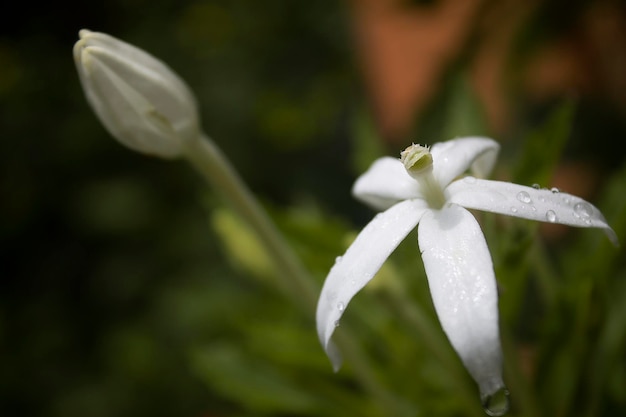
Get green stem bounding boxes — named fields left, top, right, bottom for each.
left=499, top=325, right=539, bottom=417
left=183, top=134, right=317, bottom=312
left=181, top=133, right=406, bottom=415
left=382, top=289, right=486, bottom=417
left=529, top=240, right=559, bottom=310
left=498, top=239, right=556, bottom=417
left=333, top=331, right=415, bottom=417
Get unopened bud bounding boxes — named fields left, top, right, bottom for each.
left=73, top=29, right=199, bottom=158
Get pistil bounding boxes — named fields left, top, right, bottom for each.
left=400, top=144, right=446, bottom=209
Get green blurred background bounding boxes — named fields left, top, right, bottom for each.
left=1, top=1, right=626, bottom=416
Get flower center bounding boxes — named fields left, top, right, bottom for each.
left=400, top=144, right=446, bottom=209
left=400, top=144, right=432, bottom=178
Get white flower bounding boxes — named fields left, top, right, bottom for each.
left=316, top=137, right=617, bottom=402
left=73, top=29, right=199, bottom=158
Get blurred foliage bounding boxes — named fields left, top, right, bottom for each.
left=511, top=101, right=575, bottom=187
left=1, top=1, right=626, bottom=417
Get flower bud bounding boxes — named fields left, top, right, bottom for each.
left=73, top=29, right=199, bottom=158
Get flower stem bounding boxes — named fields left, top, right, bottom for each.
left=500, top=324, right=539, bottom=417
left=333, top=330, right=416, bottom=416
left=381, top=288, right=486, bottom=417
left=182, top=133, right=317, bottom=311
left=181, top=133, right=406, bottom=415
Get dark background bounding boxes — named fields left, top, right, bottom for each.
left=2, top=1, right=626, bottom=416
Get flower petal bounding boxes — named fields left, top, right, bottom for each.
left=418, top=204, right=504, bottom=397
left=431, top=137, right=500, bottom=188
left=447, top=178, right=619, bottom=245
left=352, top=157, right=422, bottom=210
left=316, top=199, right=428, bottom=369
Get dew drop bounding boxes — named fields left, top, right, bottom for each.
left=546, top=210, right=557, bottom=223
left=516, top=191, right=532, bottom=204
left=464, top=176, right=477, bottom=184
left=334, top=320, right=340, bottom=328
left=337, top=302, right=345, bottom=313
left=335, top=256, right=343, bottom=264
left=532, top=183, right=540, bottom=189
left=482, top=387, right=510, bottom=416
left=551, top=187, right=560, bottom=194
left=510, top=207, right=518, bottom=213
left=573, top=202, right=592, bottom=220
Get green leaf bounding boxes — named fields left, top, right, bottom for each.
left=512, top=100, right=576, bottom=186
left=441, top=74, right=489, bottom=140
left=350, top=104, right=387, bottom=174
left=190, top=343, right=319, bottom=414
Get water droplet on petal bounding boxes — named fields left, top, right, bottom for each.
left=573, top=202, right=592, bottom=220
left=532, top=183, right=540, bottom=189
left=334, top=320, right=340, bottom=328
left=551, top=187, right=560, bottom=194
left=510, top=207, right=518, bottom=213
left=464, top=176, right=477, bottom=184
left=337, top=302, right=345, bottom=313
left=546, top=210, right=557, bottom=223
left=335, top=256, right=343, bottom=263
left=482, top=387, right=510, bottom=416
left=516, top=191, right=532, bottom=204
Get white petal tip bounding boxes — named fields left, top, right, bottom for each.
left=605, top=228, right=620, bottom=247
left=325, top=341, right=343, bottom=372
